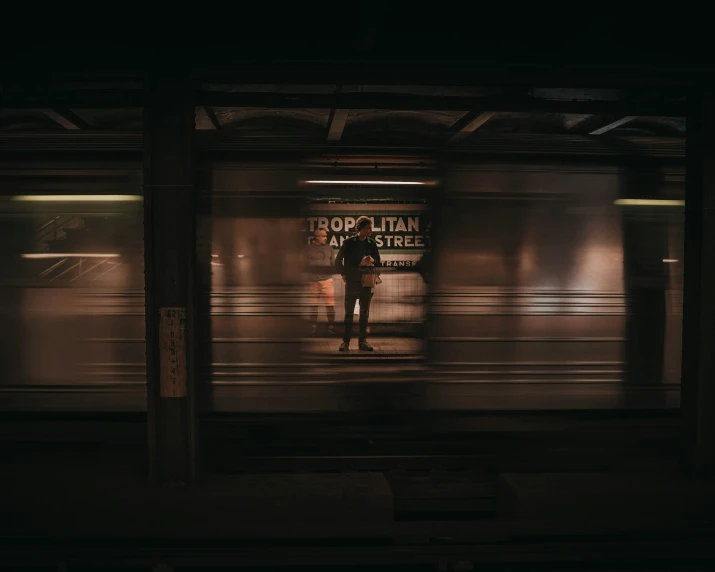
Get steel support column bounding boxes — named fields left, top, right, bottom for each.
left=143, top=76, right=198, bottom=484
left=681, top=90, right=715, bottom=476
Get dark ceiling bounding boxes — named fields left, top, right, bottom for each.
left=0, top=5, right=700, bottom=150
left=0, top=4, right=710, bottom=77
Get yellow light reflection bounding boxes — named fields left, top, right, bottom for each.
left=22, top=253, right=120, bottom=259
left=11, top=195, right=143, bottom=202
left=614, top=199, right=685, bottom=207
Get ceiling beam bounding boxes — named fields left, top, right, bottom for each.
left=563, top=114, right=593, bottom=131
left=0, top=90, right=686, bottom=117
left=589, top=116, right=637, bottom=135
left=1, top=90, right=144, bottom=108
left=197, top=92, right=685, bottom=117
left=326, top=109, right=350, bottom=142
left=40, top=108, right=92, bottom=130
left=203, top=106, right=222, bottom=130
left=448, top=111, right=496, bottom=142
left=0, top=131, right=685, bottom=158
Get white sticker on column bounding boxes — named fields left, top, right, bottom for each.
left=159, top=307, right=187, bottom=398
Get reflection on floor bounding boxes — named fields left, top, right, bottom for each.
left=305, top=336, right=424, bottom=359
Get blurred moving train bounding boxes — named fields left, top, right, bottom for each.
left=0, top=155, right=684, bottom=412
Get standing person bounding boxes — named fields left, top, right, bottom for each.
left=304, top=228, right=337, bottom=336
left=335, top=215, right=381, bottom=351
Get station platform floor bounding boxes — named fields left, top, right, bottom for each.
left=1, top=411, right=714, bottom=567
left=305, top=336, right=423, bottom=357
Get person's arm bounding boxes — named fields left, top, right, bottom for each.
left=372, top=242, right=381, bottom=267
left=330, top=248, right=337, bottom=275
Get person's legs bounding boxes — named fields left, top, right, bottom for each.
left=343, top=284, right=359, bottom=343
left=321, top=279, right=336, bottom=328
left=358, top=287, right=374, bottom=342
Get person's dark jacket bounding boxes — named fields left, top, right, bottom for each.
left=335, top=235, right=381, bottom=284
left=415, top=250, right=432, bottom=285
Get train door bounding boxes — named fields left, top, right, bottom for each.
left=298, top=182, right=435, bottom=372
left=196, top=164, right=306, bottom=411
left=299, top=169, right=439, bottom=380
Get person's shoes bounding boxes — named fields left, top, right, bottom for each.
left=339, top=341, right=350, bottom=352
left=327, top=325, right=337, bottom=335
left=358, top=341, right=374, bottom=351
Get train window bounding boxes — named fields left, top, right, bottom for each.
left=196, top=168, right=435, bottom=411
left=0, top=173, right=145, bottom=411
left=300, top=200, right=430, bottom=364
left=428, top=165, right=684, bottom=409
left=198, top=162, right=683, bottom=412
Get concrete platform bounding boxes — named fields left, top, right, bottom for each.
left=497, top=472, right=715, bottom=526
left=2, top=466, right=393, bottom=538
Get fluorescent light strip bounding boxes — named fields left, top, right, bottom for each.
left=663, top=259, right=679, bottom=263
left=614, top=199, right=685, bottom=206
left=22, top=253, right=120, bottom=259
left=11, top=195, right=143, bottom=202
left=304, top=180, right=429, bottom=186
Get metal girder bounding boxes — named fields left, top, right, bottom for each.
left=0, top=131, right=686, bottom=158
left=203, top=106, right=222, bottom=130
left=2, top=90, right=144, bottom=108
left=40, top=108, right=92, bottom=130
left=590, top=116, right=637, bottom=135
left=327, top=109, right=350, bottom=142
left=449, top=111, right=496, bottom=142
left=197, top=92, right=686, bottom=117
left=564, top=115, right=594, bottom=131
left=0, top=90, right=686, bottom=116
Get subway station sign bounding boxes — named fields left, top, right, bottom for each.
left=304, top=213, right=431, bottom=250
